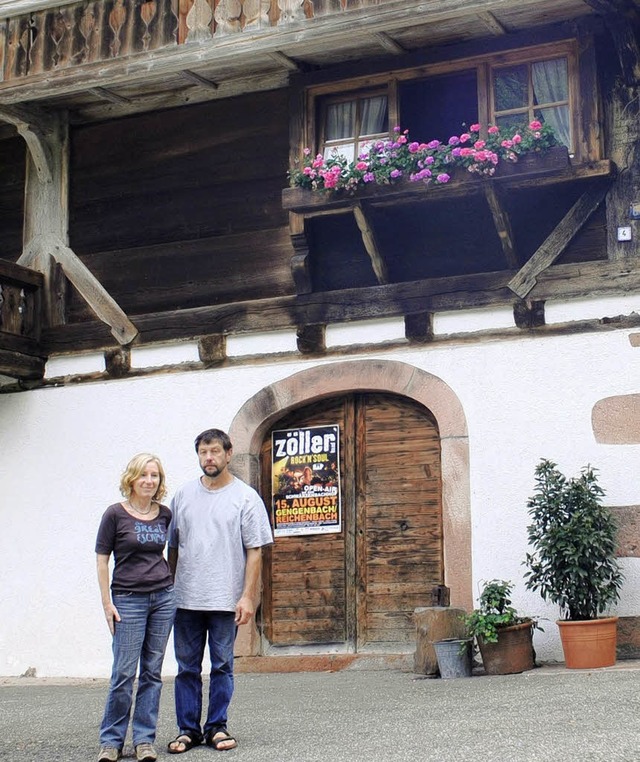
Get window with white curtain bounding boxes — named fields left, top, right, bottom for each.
left=321, top=92, right=389, bottom=162
left=492, top=56, right=572, bottom=149
left=312, top=43, right=584, bottom=161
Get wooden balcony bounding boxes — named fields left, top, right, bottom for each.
left=0, top=0, right=598, bottom=123
left=0, top=259, right=46, bottom=380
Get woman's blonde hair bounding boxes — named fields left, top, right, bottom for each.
left=119, top=453, right=167, bottom=502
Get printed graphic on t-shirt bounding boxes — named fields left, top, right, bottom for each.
left=135, top=521, right=167, bottom=545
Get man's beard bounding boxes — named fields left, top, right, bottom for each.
left=201, top=464, right=221, bottom=477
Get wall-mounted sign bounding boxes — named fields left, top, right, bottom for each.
left=271, top=425, right=341, bottom=537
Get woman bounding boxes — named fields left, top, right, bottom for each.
left=96, top=453, right=176, bottom=762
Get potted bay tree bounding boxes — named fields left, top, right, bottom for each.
left=465, top=579, right=536, bottom=675
left=523, top=459, right=624, bottom=669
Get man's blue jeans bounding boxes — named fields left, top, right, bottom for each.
left=173, top=608, right=236, bottom=738
left=100, top=586, right=176, bottom=749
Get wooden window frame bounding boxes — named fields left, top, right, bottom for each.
left=318, top=88, right=390, bottom=161
left=304, top=39, right=590, bottom=163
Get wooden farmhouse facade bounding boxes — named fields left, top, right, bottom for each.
left=1, top=0, right=640, bottom=676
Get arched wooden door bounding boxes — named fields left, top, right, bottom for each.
left=260, top=392, right=443, bottom=651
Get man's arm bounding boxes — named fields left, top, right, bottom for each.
left=168, top=546, right=178, bottom=579
left=235, top=546, right=263, bottom=625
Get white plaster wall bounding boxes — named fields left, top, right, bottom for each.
left=1, top=320, right=639, bottom=675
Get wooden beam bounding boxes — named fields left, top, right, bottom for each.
left=513, top=299, right=545, bottom=328
left=353, top=203, right=388, bottom=285
left=0, top=105, right=53, bottom=183
left=405, top=312, right=434, bottom=343
left=198, top=334, right=226, bottom=364
left=87, top=87, right=133, bottom=104
left=477, top=11, right=508, bottom=35
left=104, top=346, right=131, bottom=377
left=0, top=258, right=44, bottom=289
left=584, top=0, right=640, bottom=84
left=508, top=184, right=611, bottom=298
left=41, top=260, right=640, bottom=353
left=483, top=183, right=519, bottom=268
left=0, top=348, right=46, bottom=379
left=0, top=330, right=42, bottom=356
left=269, top=51, right=301, bottom=71
left=181, top=70, right=219, bottom=90
left=296, top=324, right=326, bottom=354
left=374, top=32, right=406, bottom=55
left=21, top=235, right=138, bottom=345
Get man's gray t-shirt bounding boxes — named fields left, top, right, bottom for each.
left=168, top=476, right=273, bottom=611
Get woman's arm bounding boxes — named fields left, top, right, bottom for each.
left=96, top=553, right=120, bottom=635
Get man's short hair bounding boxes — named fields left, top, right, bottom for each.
left=194, top=428, right=232, bottom=453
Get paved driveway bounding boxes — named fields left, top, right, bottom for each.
left=2, top=663, right=640, bottom=761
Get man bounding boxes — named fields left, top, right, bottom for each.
left=167, top=429, right=273, bottom=754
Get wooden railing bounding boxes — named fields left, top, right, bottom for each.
left=0, top=258, right=46, bottom=380
left=0, top=0, right=318, bottom=82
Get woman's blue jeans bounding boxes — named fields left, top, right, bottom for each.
left=173, top=608, right=236, bottom=738
left=100, top=586, right=176, bottom=749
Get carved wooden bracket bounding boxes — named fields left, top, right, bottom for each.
left=353, top=202, right=388, bottom=285
left=0, top=105, right=54, bottom=184
left=483, top=183, right=519, bottom=269
left=20, top=235, right=138, bottom=345
left=508, top=183, right=610, bottom=298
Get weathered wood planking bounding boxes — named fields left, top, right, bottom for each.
left=260, top=392, right=442, bottom=649
left=66, top=88, right=292, bottom=318
left=261, top=396, right=348, bottom=646
left=359, top=393, right=442, bottom=645
left=41, top=258, right=640, bottom=353
left=66, top=227, right=295, bottom=320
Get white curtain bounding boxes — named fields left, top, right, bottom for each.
left=326, top=102, right=355, bottom=141
left=532, top=59, right=571, bottom=148
left=361, top=95, right=388, bottom=136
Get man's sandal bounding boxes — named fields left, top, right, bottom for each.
left=205, top=728, right=237, bottom=751
left=167, top=732, right=202, bottom=754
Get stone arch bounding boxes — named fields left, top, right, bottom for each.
left=229, top=359, right=471, bottom=611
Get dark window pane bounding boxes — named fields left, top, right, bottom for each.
left=399, top=70, right=478, bottom=143
left=493, top=65, right=528, bottom=111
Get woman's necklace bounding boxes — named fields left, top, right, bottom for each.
left=127, top=499, right=153, bottom=516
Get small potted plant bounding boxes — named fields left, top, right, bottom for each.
left=465, top=579, right=536, bottom=675
left=523, top=459, right=624, bottom=669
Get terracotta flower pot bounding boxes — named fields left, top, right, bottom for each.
left=477, top=620, right=535, bottom=675
left=557, top=616, right=618, bottom=669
